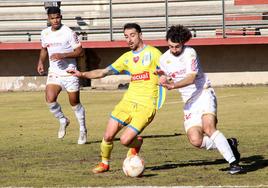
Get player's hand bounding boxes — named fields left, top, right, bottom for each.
left=37, top=62, right=45, bottom=75
left=154, top=69, right=166, bottom=76
left=159, top=75, right=168, bottom=85
left=67, top=69, right=83, bottom=77
left=162, top=82, right=175, bottom=90
left=50, top=53, right=65, bottom=61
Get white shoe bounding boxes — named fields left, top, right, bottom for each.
left=78, top=131, right=87, bottom=144
left=58, top=118, right=70, bottom=139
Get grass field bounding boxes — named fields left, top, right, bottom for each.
left=0, top=86, right=268, bottom=187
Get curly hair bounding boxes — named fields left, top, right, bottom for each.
left=166, top=25, right=192, bottom=44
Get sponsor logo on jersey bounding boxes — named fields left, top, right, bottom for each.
left=44, top=42, right=62, bottom=48
left=131, top=71, right=150, bottom=81
left=168, top=69, right=186, bottom=78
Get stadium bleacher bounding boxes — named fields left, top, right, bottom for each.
left=0, top=0, right=268, bottom=43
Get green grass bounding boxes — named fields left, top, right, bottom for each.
left=0, top=86, right=268, bottom=187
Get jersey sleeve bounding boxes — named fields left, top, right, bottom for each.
left=69, top=30, right=81, bottom=49
left=40, top=30, right=46, bottom=48
left=110, top=53, right=128, bottom=74
left=185, top=48, right=199, bottom=75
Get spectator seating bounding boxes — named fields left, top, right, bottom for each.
left=0, top=0, right=268, bottom=42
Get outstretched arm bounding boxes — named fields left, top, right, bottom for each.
left=67, top=66, right=115, bottom=79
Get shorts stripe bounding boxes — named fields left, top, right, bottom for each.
left=127, top=125, right=140, bottom=134
left=110, top=115, right=128, bottom=126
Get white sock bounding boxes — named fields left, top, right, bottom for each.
left=47, top=102, right=67, bottom=125
left=210, top=130, right=236, bottom=164
left=72, top=103, right=86, bottom=132
left=201, top=135, right=217, bottom=150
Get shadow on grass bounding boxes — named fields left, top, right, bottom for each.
left=147, top=155, right=268, bottom=174
left=219, top=155, right=268, bottom=173
left=88, top=133, right=183, bottom=144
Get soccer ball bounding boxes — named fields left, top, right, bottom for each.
left=122, top=155, right=145, bottom=177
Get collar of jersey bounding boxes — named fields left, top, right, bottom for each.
left=132, top=44, right=147, bottom=54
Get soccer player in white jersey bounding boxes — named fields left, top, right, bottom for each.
left=155, top=25, right=244, bottom=174
left=37, top=7, right=87, bottom=144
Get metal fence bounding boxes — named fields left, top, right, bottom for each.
left=0, top=0, right=268, bottom=42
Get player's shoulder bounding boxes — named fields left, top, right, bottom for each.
left=183, top=46, right=196, bottom=55
left=41, top=27, right=51, bottom=35
left=60, top=25, right=73, bottom=33
left=145, top=45, right=161, bottom=53
left=160, top=49, right=171, bottom=61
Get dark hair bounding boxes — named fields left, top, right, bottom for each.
left=123, top=23, right=142, bottom=33
left=166, top=25, right=192, bottom=44
left=47, top=6, right=61, bottom=15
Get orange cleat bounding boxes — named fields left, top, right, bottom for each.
left=92, top=162, right=110, bottom=174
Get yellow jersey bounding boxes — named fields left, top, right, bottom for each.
left=109, top=45, right=165, bottom=109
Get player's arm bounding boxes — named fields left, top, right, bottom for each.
left=67, top=66, right=116, bottom=79
left=50, top=46, right=84, bottom=61
left=37, top=47, right=48, bottom=75
left=162, top=73, right=196, bottom=90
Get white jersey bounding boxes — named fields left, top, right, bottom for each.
left=159, top=46, right=211, bottom=103
left=41, top=25, right=81, bottom=76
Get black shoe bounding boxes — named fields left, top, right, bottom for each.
left=229, top=163, right=244, bottom=174
left=227, top=138, right=240, bottom=163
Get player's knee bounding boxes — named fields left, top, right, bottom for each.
left=46, top=96, right=56, bottom=103
left=103, top=133, right=114, bottom=143
left=203, top=125, right=217, bottom=137
left=120, top=135, right=131, bottom=146
left=189, top=137, right=203, bottom=148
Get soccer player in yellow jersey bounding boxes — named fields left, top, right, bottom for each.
left=68, top=23, right=164, bottom=173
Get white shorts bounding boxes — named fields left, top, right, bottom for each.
left=183, top=88, right=217, bottom=132
left=46, top=72, right=80, bottom=92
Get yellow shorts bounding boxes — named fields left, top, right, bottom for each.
left=111, top=100, right=156, bottom=134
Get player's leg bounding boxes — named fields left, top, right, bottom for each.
left=121, top=128, right=143, bottom=157
left=122, top=103, right=156, bottom=157
left=202, top=114, right=243, bottom=174
left=46, top=84, right=69, bottom=139
left=184, top=110, right=216, bottom=150
left=65, top=76, right=87, bottom=144
left=67, top=90, right=87, bottom=144
left=92, top=118, right=123, bottom=173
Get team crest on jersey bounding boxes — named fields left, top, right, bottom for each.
left=166, top=60, right=172, bottom=64
left=133, top=56, right=139, bottom=63
left=142, top=52, right=151, bottom=66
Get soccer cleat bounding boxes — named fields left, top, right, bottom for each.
left=78, top=131, right=87, bottom=144
left=227, top=138, right=241, bottom=163
left=92, top=162, right=110, bottom=174
left=58, top=118, right=70, bottom=139
left=127, top=136, right=143, bottom=157
left=229, top=163, right=244, bottom=174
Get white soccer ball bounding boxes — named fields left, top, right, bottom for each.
left=123, top=155, right=145, bottom=177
